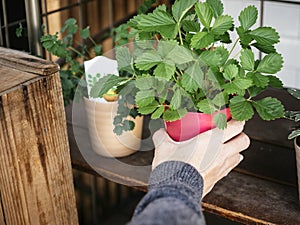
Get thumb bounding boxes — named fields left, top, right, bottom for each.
left=152, top=128, right=169, bottom=147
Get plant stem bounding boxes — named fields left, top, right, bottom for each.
left=178, top=23, right=183, bottom=45
left=229, top=38, right=240, bottom=57
left=89, top=36, right=97, bottom=46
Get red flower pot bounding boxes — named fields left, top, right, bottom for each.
left=165, top=108, right=231, bottom=142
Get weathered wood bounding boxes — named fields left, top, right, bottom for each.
left=0, top=49, right=78, bottom=225
left=0, top=47, right=59, bottom=76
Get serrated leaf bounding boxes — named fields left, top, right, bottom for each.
left=182, top=20, right=200, bottom=33
left=154, top=63, right=176, bottom=80
left=61, top=18, right=78, bottom=34
left=288, top=130, right=300, bottom=140
left=116, top=46, right=134, bottom=73
left=136, top=90, right=155, bottom=107
left=240, top=49, right=255, bottom=71
left=223, top=64, right=239, bottom=80
left=197, top=99, right=216, bottom=114
left=207, top=0, right=224, bottom=18
left=249, top=27, right=280, bottom=45
left=94, top=45, right=102, bottom=56
left=181, top=61, right=204, bottom=92
left=267, top=75, right=283, bottom=88
left=191, top=32, right=214, bottom=49
left=252, top=42, right=276, bottom=54
left=172, top=0, right=197, bottom=22
left=195, top=2, right=213, bottom=29
left=253, top=97, right=284, bottom=120
left=167, top=45, right=195, bottom=64
left=137, top=101, right=159, bottom=114
left=223, top=78, right=252, bottom=95
left=163, top=108, right=187, bottom=121
left=80, top=26, right=90, bottom=39
left=247, top=72, right=269, bottom=88
left=135, top=76, right=152, bottom=90
left=200, top=47, right=229, bottom=67
left=237, top=27, right=253, bottom=48
left=135, top=51, right=162, bottom=70
left=238, top=5, right=258, bottom=31
left=248, top=86, right=264, bottom=97
left=213, top=113, right=227, bottom=129
left=229, top=96, right=254, bottom=121
left=170, top=88, right=182, bottom=110
left=90, top=75, right=125, bottom=98
left=256, top=53, right=283, bottom=74
left=288, top=88, right=300, bottom=100
left=151, top=106, right=165, bottom=119
left=137, top=9, right=177, bottom=38
left=211, top=15, right=234, bottom=35
left=212, top=92, right=229, bottom=108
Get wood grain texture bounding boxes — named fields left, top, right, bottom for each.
left=0, top=49, right=78, bottom=225
left=0, top=47, right=58, bottom=76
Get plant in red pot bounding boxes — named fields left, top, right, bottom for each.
left=90, top=0, right=285, bottom=142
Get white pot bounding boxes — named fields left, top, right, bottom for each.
left=84, top=97, right=143, bottom=157
left=295, top=137, right=300, bottom=205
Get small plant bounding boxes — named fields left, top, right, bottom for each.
left=41, top=18, right=102, bottom=105
left=285, top=89, right=300, bottom=140
left=90, top=0, right=285, bottom=136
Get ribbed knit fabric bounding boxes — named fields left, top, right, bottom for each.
left=128, top=161, right=206, bottom=225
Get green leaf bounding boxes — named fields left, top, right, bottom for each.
left=252, top=43, right=276, bottom=54
left=288, top=130, right=300, bottom=140
left=207, top=0, right=224, bottom=18
left=240, top=49, right=255, bottom=71
left=256, top=53, right=283, bottom=74
left=181, top=61, right=204, bottom=92
left=163, top=108, right=187, bottom=121
left=80, top=26, right=90, bottom=39
left=191, top=32, right=214, bottom=49
left=267, top=75, right=283, bottom=88
left=237, top=27, right=253, bottom=48
left=137, top=101, right=159, bottom=114
left=247, top=72, right=269, bottom=88
left=135, top=76, right=153, bottom=90
left=94, top=45, right=102, bottom=56
left=211, top=15, right=234, bottom=35
left=116, top=46, right=134, bottom=73
left=136, top=90, right=155, bottom=107
left=213, top=113, right=227, bottom=129
left=197, top=99, right=216, bottom=114
left=154, top=63, right=176, bottom=80
left=16, top=23, right=23, bottom=37
left=223, top=78, right=252, bottom=95
left=248, top=86, right=264, bottom=97
left=223, top=64, right=239, bottom=80
left=151, top=106, right=165, bottom=119
left=249, top=27, right=280, bottom=45
left=167, top=45, right=195, bottom=64
left=200, top=47, right=229, bottom=67
left=172, top=0, right=197, bottom=22
left=285, top=111, right=300, bottom=122
left=253, top=97, right=284, bottom=120
left=229, top=96, right=254, bottom=121
left=90, top=75, right=125, bottom=98
left=135, top=51, right=162, bottom=70
left=212, top=92, right=229, bottom=108
left=195, top=2, right=213, bottom=29
left=61, top=18, right=78, bottom=34
left=238, top=5, right=258, bottom=31
left=170, top=88, right=182, bottom=110
left=182, top=20, right=200, bottom=33
left=288, top=89, right=300, bottom=100
left=137, top=9, right=177, bottom=39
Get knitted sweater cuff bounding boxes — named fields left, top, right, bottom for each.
left=148, top=161, right=204, bottom=202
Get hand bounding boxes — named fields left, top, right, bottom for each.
left=152, top=120, right=250, bottom=198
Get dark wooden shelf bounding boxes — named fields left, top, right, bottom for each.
left=67, top=88, right=300, bottom=225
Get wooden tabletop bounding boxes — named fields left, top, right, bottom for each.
left=67, top=88, right=300, bottom=225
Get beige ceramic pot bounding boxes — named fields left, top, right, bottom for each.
left=295, top=137, right=300, bottom=205
left=84, top=97, right=143, bottom=157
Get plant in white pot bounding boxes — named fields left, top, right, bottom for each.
left=90, top=0, right=285, bottom=142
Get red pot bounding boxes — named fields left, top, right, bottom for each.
left=165, top=108, right=231, bottom=142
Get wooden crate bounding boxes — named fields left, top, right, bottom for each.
left=0, top=47, right=78, bottom=225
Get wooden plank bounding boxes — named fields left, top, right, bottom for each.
left=0, top=65, right=38, bottom=94
left=0, top=47, right=58, bottom=75
left=0, top=71, right=78, bottom=225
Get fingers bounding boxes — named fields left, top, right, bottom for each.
left=152, top=128, right=168, bottom=147
left=222, top=132, right=250, bottom=156
left=222, top=120, right=246, bottom=143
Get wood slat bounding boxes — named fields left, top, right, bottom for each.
left=0, top=47, right=59, bottom=76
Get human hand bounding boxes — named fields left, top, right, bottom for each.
left=152, top=120, right=250, bottom=198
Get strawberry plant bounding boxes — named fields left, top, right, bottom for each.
left=90, top=0, right=285, bottom=135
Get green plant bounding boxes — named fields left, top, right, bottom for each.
left=285, top=89, right=300, bottom=140
left=41, top=18, right=102, bottom=105
left=90, top=0, right=285, bottom=135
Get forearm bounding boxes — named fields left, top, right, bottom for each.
left=128, top=161, right=206, bottom=225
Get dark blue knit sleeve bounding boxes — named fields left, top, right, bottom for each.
left=128, top=161, right=206, bottom=225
